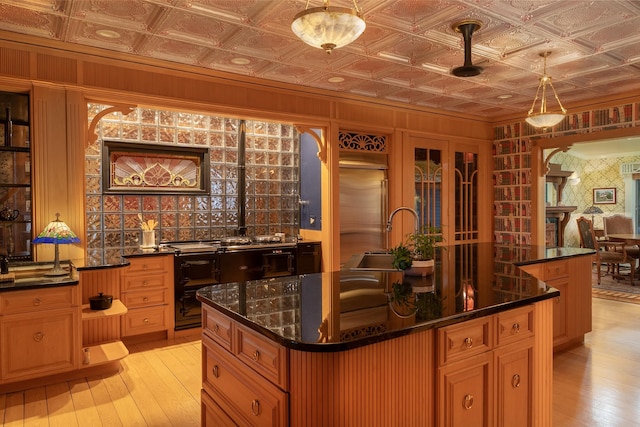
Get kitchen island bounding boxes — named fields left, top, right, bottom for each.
left=196, top=243, right=594, bottom=426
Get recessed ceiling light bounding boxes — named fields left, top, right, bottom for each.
left=328, top=76, right=344, bottom=83
left=231, top=57, right=250, bottom=65
left=96, top=29, right=121, bottom=39
left=497, top=94, right=512, bottom=99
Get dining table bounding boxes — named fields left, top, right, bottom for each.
left=606, top=233, right=640, bottom=278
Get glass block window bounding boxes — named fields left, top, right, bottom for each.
left=86, top=104, right=300, bottom=264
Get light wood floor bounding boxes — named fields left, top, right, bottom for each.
left=1, top=298, right=640, bottom=426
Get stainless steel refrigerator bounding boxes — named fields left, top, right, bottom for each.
left=339, top=154, right=388, bottom=265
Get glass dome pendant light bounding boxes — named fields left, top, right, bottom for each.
left=291, top=0, right=366, bottom=54
left=525, top=51, right=567, bottom=129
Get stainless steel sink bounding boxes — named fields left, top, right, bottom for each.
left=348, top=252, right=398, bottom=272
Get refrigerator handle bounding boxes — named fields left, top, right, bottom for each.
left=382, top=178, right=388, bottom=250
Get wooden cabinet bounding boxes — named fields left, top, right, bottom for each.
left=0, top=91, right=32, bottom=260
left=0, top=285, right=80, bottom=383
left=436, top=305, right=535, bottom=427
left=121, top=255, right=174, bottom=339
left=201, top=311, right=288, bottom=427
left=201, top=299, right=552, bottom=427
left=518, top=255, right=592, bottom=351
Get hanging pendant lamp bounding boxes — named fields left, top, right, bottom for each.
left=291, top=0, right=366, bottom=54
left=525, top=51, right=567, bottom=129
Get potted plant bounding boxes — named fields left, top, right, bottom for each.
left=405, top=225, right=442, bottom=277
left=390, top=243, right=413, bottom=271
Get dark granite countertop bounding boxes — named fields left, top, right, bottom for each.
left=0, top=260, right=79, bottom=292
left=196, top=243, right=589, bottom=352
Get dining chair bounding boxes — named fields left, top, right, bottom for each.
left=576, top=216, right=633, bottom=285
left=603, top=214, right=640, bottom=269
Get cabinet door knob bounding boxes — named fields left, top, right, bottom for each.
left=512, top=323, right=520, bottom=333
left=33, top=332, right=44, bottom=342
left=463, top=337, right=473, bottom=348
left=143, top=297, right=149, bottom=302
left=251, top=399, right=261, bottom=416
left=512, top=374, right=521, bottom=388
left=252, top=350, right=260, bottom=361
left=142, top=280, right=149, bottom=286
left=143, top=318, right=150, bottom=324
left=213, top=324, right=220, bottom=333
left=463, top=394, right=474, bottom=410
left=33, top=297, right=42, bottom=306
left=212, top=365, right=219, bottom=378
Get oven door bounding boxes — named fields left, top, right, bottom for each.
left=174, top=254, right=219, bottom=330
left=262, top=249, right=295, bottom=278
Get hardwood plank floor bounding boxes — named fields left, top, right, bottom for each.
left=1, top=298, right=639, bottom=426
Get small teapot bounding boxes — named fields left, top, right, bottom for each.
left=0, top=207, right=19, bottom=221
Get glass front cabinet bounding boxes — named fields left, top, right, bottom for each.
left=0, top=91, right=31, bottom=260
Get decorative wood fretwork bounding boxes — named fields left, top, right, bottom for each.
left=86, top=104, right=135, bottom=148
left=338, top=131, right=387, bottom=152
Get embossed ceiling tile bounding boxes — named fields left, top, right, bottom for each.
left=0, top=3, right=58, bottom=38
left=67, top=21, right=139, bottom=53
left=158, top=10, right=231, bottom=46
left=534, top=2, right=627, bottom=38
left=224, top=28, right=291, bottom=56
left=584, top=18, right=640, bottom=48
left=72, top=0, right=160, bottom=32
left=339, top=58, right=398, bottom=79
left=200, top=50, right=272, bottom=75
left=142, top=37, right=209, bottom=64
left=260, top=63, right=317, bottom=83
left=363, top=0, right=456, bottom=33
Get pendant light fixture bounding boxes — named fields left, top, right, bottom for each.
left=291, top=0, right=366, bottom=54
left=525, top=51, right=567, bottom=129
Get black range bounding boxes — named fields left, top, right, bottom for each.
left=163, top=238, right=321, bottom=330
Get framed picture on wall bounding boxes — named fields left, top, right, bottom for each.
left=103, top=141, right=210, bottom=194
left=593, top=187, right=616, bottom=204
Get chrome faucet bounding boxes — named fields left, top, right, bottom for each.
left=386, top=206, right=419, bottom=235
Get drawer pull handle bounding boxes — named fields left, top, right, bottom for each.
left=512, top=323, right=520, bottom=333
left=252, top=350, right=260, bottom=361
left=33, top=297, right=42, bottom=306
left=33, top=332, right=44, bottom=342
left=143, top=297, right=149, bottom=302
left=512, top=374, right=521, bottom=388
left=463, top=394, right=474, bottom=410
left=212, top=365, right=219, bottom=378
left=142, top=264, right=148, bottom=269
left=464, top=337, right=473, bottom=348
left=251, top=399, right=261, bottom=416
left=142, top=280, right=149, bottom=286
left=213, top=324, right=220, bottom=333
left=143, top=318, right=150, bottom=324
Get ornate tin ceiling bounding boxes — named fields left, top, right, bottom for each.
left=1, top=0, right=640, bottom=119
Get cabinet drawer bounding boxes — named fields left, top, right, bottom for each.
left=126, top=256, right=170, bottom=274
left=0, top=285, right=78, bottom=314
left=203, top=335, right=288, bottom=427
left=202, top=389, right=238, bottom=427
left=121, top=306, right=167, bottom=337
left=438, top=316, right=494, bottom=365
left=542, top=261, right=568, bottom=280
left=236, top=324, right=288, bottom=390
left=496, top=305, right=534, bottom=347
left=122, top=274, right=167, bottom=292
left=203, top=306, right=233, bottom=352
left=122, top=288, right=170, bottom=309
left=0, top=307, right=78, bottom=380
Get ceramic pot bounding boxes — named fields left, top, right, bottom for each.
left=404, top=259, right=435, bottom=277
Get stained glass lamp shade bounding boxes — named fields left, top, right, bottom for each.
left=32, top=213, right=80, bottom=276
